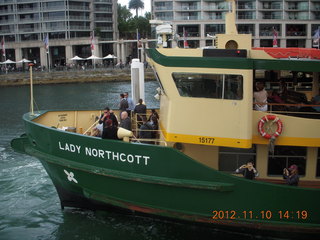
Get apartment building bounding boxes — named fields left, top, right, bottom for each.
left=152, top=0, right=320, bottom=48
left=0, top=0, right=118, bottom=67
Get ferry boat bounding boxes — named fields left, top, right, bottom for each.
left=11, top=0, right=320, bottom=238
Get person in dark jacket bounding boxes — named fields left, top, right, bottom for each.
left=99, top=107, right=118, bottom=127
left=134, top=99, right=147, bottom=128
left=283, top=164, right=299, bottom=186
left=235, top=161, right=259, bottom=180
left=102, top=119, right=119, bottom=140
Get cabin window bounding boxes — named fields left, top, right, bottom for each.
left=267, top=146, right=306, bottom=176
left=219, top=146, right=256, bottom=172
left=172, top=73, right=243, bottom=100
left=316, top=148, right=320, bottom=177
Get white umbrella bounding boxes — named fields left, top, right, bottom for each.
left=2, top=59, right=16, bottom=64
left=70, top=56, right=84, bottom=61
left=18, top=58, right=32, bottom=63
left=86, top=55, right=102, bottom=60
left=103, top=54, right=117, bottom=59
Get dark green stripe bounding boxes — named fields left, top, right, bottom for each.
left=147, top=49, right=320, bottom=72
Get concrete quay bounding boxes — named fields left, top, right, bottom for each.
left=0, top=68, right=156, bottom=87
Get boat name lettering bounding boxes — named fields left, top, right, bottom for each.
left=85, top=147, right=150, bottom=165
left=59, top=141, right=81, bottom=153
left=58, top=141, right=150, bottom=165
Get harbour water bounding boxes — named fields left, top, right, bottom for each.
left=0, top=81, right=278, bottom=240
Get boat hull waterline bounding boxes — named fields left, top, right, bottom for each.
left=11, top=111, right=320, bottom=238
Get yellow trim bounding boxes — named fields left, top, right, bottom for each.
left=253, top=135, right=320, bottom=147
left=160, top=123, right=252, bottom=148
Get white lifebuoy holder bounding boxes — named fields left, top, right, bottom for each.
left=258, top=115, right=283, bottom=139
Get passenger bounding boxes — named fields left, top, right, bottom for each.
left=134, top=98, right=147, bottom=128
left=279, top=79, right=288, bottom=98
left=119, top=111, right=132, bottom=131
left=124, top=92, right=135, bottom=116
left=311, top=93, right=320, bottom=112
left=102, top=119, right=119, bottom=140
left=119, top=93, right=128, bottom=115
left=99, top=107, right=118, bottom=128
left=254, top=82, right=268, bottom=111
left=148, top=109, right=159, bottom=122
left=283, top=165, right=299, bottom=186
left=235, top=161, right=259, bottom=180
left=139, top=116, right=153, bottom=144
left=149, top=115, right=159, bottom=139
left=268, top=90, right=286, bottom=111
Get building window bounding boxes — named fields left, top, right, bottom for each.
left=172, top=73, right=243, bottom=100
left=268, top=146, right=306, bottom=176
left=260, top=24, right=281, bottom=37
left=177, top=25, right=200, bottom=37
left=237, top=24, right=255, bottom=36
left=219, top=146, right=256, bottom=172
left=286, top=39, right=305, bottom=48
left=286, top=24, right=306, bottom=37
left=260, top=39, right=280, bottom=47
left=205, top=24, right=225, bottom=36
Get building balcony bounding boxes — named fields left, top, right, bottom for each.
left=0, top=0, right=14, bottom=3
left=43, top=26, right=67, bottom=31
left=69, top=6, right=90, bottom=11
left=18, top=7, right=39, bottom=13
left=177, top=31, right=200, bottom=37
left=69, top=16, right=90, bottom=21
left=175, top=16, right=200, bottom=20
left=95, top=17, right=112, bottom=21
left=19, top=18, right=40, bottom=23
left=94, top=7, right=112, bottom=12
left=94, top=0, right=112, bottom=3
left=175, top=6, right=201, bottom=11
left=154, top=6, right=173, bottom=11
left=42, top=6, right=66, bottom=11
left=19, top=27, right=40, bottom=32
left=43, top=16, right=66, bottom=21
left=69, top=25, right=90, bottom=30
left=16, top=0, right=35, bottom=3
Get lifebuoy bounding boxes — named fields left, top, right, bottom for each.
left=258, top=115, right=283, bottom=139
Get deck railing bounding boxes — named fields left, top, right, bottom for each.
left=254, top=102, right=320, bottom=117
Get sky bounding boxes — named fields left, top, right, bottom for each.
left=117, top=0, right=151, bottom=16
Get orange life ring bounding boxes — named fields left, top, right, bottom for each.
left=258, top=115, right=283, bottom=139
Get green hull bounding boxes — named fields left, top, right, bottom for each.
left=11, top=111, right=320, bottom=238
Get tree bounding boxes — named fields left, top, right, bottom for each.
left=118, top=4, right=132, bottom=38
left=128, top=0, right=144, bottom=17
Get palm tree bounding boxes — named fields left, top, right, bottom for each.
left=128, top=0, right=144, bottom=17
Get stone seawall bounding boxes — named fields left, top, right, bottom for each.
left=0, top=69, right=156, bottom=86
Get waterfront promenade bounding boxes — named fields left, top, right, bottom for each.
left=0, top=68, right=155, bottom=87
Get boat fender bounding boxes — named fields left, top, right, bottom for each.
left=258, top=115, right=283, bottom=139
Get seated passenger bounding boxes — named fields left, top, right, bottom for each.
left=119, top=111, right=132, bottom=131
left=235, top=161, right=259, bottom=180
left=139, top=116, right=153, bottom=144
left=312, top=94, right=320, bottom=112
left=102, top=119, right=119, bottom=140
left=148, top=109, right=159, bottom=121
left=254, top=82, right=268, bottom=112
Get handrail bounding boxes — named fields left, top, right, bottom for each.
left=83, top=119, right=100, bottom=135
